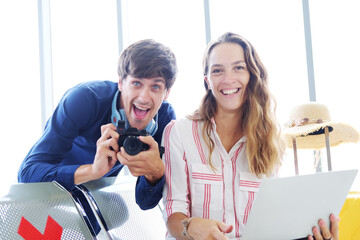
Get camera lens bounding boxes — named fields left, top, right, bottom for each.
left=123, top=136, right=143, bottom=156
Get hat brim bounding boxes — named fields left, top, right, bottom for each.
left=283, top=122, right=359, bottom=149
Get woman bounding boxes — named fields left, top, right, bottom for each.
left=162, top=32, right=339, bottom=240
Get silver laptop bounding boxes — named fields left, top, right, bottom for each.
left=242, top=169, right=358, bottom=240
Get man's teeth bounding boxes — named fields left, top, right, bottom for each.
left=222, top=88, right=239, bottom=95
left=136, top=106, right=149, bottom=111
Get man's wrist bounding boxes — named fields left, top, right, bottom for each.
left=74, top=164, right=96, bottom=185
left=144, top=172, right=163, bottom=185
left=144, top=160, right=164, bottom=185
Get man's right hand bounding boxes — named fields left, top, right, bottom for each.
left=74, top=123, right=119, bottom=185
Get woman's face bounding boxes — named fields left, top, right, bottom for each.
left=205, top=42, right=250, bottom=114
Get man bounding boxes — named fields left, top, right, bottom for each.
left=18, top=39, right=177, bottom=210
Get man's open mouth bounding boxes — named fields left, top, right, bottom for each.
left=133, top=105, right=150, bottom=119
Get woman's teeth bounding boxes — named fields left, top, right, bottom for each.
left=221, top=88, right=239, bottom=95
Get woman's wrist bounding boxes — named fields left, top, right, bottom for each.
left=181, top=217, right=195, bottom=240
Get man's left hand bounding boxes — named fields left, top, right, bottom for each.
left=117, top=135, right=164, bottom=185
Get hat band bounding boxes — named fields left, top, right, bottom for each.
left=285, top=118, right=328, bottom=128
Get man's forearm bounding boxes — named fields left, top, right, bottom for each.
left=135, top=175, right=164, bottom=210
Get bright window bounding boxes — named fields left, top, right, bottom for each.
left=50, top=0, right=119, bottom=105
left=0, top=1, right=41, bottom=193
left=310, top=0, right=360, bottom=189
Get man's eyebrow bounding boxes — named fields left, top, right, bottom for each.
left=154, top=78, right=166, bottom=84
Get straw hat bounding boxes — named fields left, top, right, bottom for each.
left=283, top=102, right=359, bottom=149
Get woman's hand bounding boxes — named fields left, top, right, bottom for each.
left=308, top=214, right=339, bottom=240
left=187, top=217, right=233, bottom=240
left=166, top=213, right=233, bottom=240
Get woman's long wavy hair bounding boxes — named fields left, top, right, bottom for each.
left=189, top=32, right=285, bottom=177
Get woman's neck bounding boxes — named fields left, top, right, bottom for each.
left=214, top=111, right=243, bottom=153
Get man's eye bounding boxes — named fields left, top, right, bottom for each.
left=152, top=85, right=161, bottom=90
left=132, top=81, right=141, bottom=87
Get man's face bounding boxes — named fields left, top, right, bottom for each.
left=119, top=75, right=170, bottom=130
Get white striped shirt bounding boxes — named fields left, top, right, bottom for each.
left=162, top=118, right=276, bottom=239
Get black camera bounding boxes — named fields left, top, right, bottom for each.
left=117, top=121, right=150, bottom=156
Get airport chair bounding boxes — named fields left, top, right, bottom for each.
left=76, top=174, right=167, bottom=240
left=0, top=181, right=94, bottom=240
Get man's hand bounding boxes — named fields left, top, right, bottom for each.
left=92, top=124, right=119, bottom=176
left=117, top=135, right=164, bottom=185
left=74, top=123, right=119, bottom=185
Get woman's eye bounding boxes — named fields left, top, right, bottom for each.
left=212, top=69, right=222, bottom=74
left=235, top=66, right=245, bottom=70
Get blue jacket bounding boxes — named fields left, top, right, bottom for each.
left=18, top=80, right=175, bottom=210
